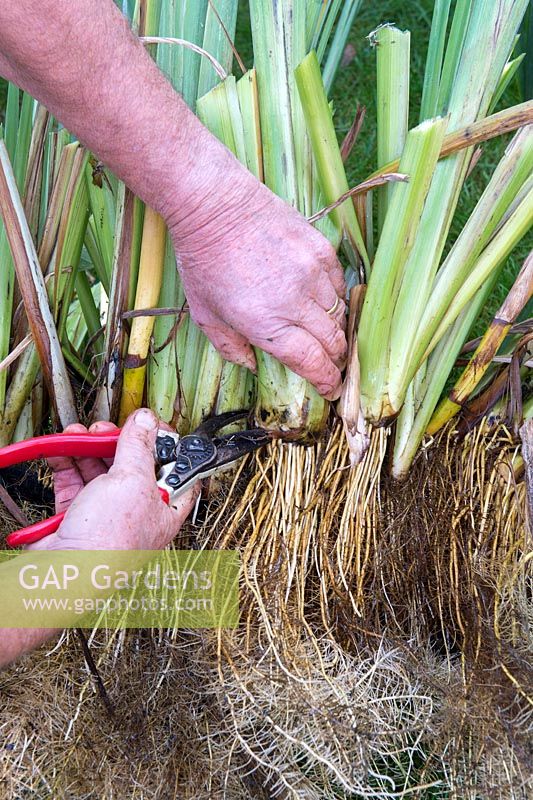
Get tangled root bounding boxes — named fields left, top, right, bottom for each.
left=199, top=421, right=532, bottom=798
left=1, top=423, right=531, bottom=798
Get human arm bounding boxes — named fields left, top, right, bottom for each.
left=0, top=0, right=346, bottom=398
left=0, top=409, right=198, bottom=668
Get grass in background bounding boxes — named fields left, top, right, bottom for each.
left=1, top=1, right=530, bottom=333
left=335, top=1, right=531, bottom=331
left=234, top=0, right=532, bottom=334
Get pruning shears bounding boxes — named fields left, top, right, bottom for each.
left=0, top=410, right=273, bottom=548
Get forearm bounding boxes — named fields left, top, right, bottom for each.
left=0, top=628, right=58, bottom=669
left=0, top=556, right=66, bottom=668
left=0, top=0, right=252, bottom=240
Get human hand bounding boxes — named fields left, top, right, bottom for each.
left=28, top=409, right=198, bottom=551
left=168, top=171, right=347, bottom=401
left=0, top=0, right=344, bottom=400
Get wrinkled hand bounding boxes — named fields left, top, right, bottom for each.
left=169, top=177, right=347, bottom=401
left=28, top=409, right=198, bottom=551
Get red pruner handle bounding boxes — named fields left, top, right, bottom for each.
left=0, top=430, right=121, bottom=469
left=6, top=512, right=66, bottom=547
left=6, top=487, right=171, bottom=548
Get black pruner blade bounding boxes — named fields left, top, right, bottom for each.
left=211, top=427, right=274, bottom=470
left=193, top=409, right=251, bottom=437
left=156, top=412, right=275, bottom=505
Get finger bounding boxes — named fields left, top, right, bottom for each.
left=261, top=326, right=342, bottom=400
left=88, top=421, right=119, bottom=433
left=45, top=424, right=88, bottom=512
left=63, top=423, right=88, bottom=434
left=201, top=320, right=257, bottom=373
left=50, top=465, right=85, bottom=513
left=157, top=483, right=201, bottom=549
left=47, top=423, right=87, bottom=472
left=321, top=248, right=346, bottom=299
left=111, top=408, right=159, bottom=476
left=299, top=304, right=347, bottom=368
left=88, top=420, right=120, bottom=468
left=314, top=279, right=347, bottom=329
left=74, top=456, right=109, bottom=484
left=62, top=421, right=119, bottom=483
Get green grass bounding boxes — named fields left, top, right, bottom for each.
left=327, top=0, right=532, bottom=332
left=1, top=3, right=529, bottom=328
left=1, top=2, right=531, bottom=336
left=234, top=0, right=532, bottom=333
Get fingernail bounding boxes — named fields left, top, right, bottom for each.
left=132, top=408, right=157, bottom=430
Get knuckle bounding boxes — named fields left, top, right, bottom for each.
left=187, top=302, right=216, bottom=331
left=211, top=336, right=231, bottom=356
left=189, top=309, right=209, bottom=329
left=323, top=244, right=338, bottom=264
left=332, top=270, right=347, bottom=295
left=322, top=324, right=339, bottom=350
left=318, top=238, right=338, bottom=263
left=325, top=326, right=346, bottom=354
left=335, top=301, right=347, bottom=325
left=299, top=341, right=327, bottom=374
left=335, top=272, right=347, bottom=292
left=329, top=257, right=345, bottom=277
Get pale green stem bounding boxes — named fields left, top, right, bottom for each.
left=374, top=25, right=410, bottom=233
left=358, top=117, right=447, bottom=422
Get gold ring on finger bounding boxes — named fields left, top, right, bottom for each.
left=326, top=297, right=340, bottom=316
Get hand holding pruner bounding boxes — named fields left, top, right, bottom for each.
left=0, top=410, right=273, bottom=548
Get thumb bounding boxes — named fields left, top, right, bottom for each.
left=112, top=408, right=158, bottom=475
